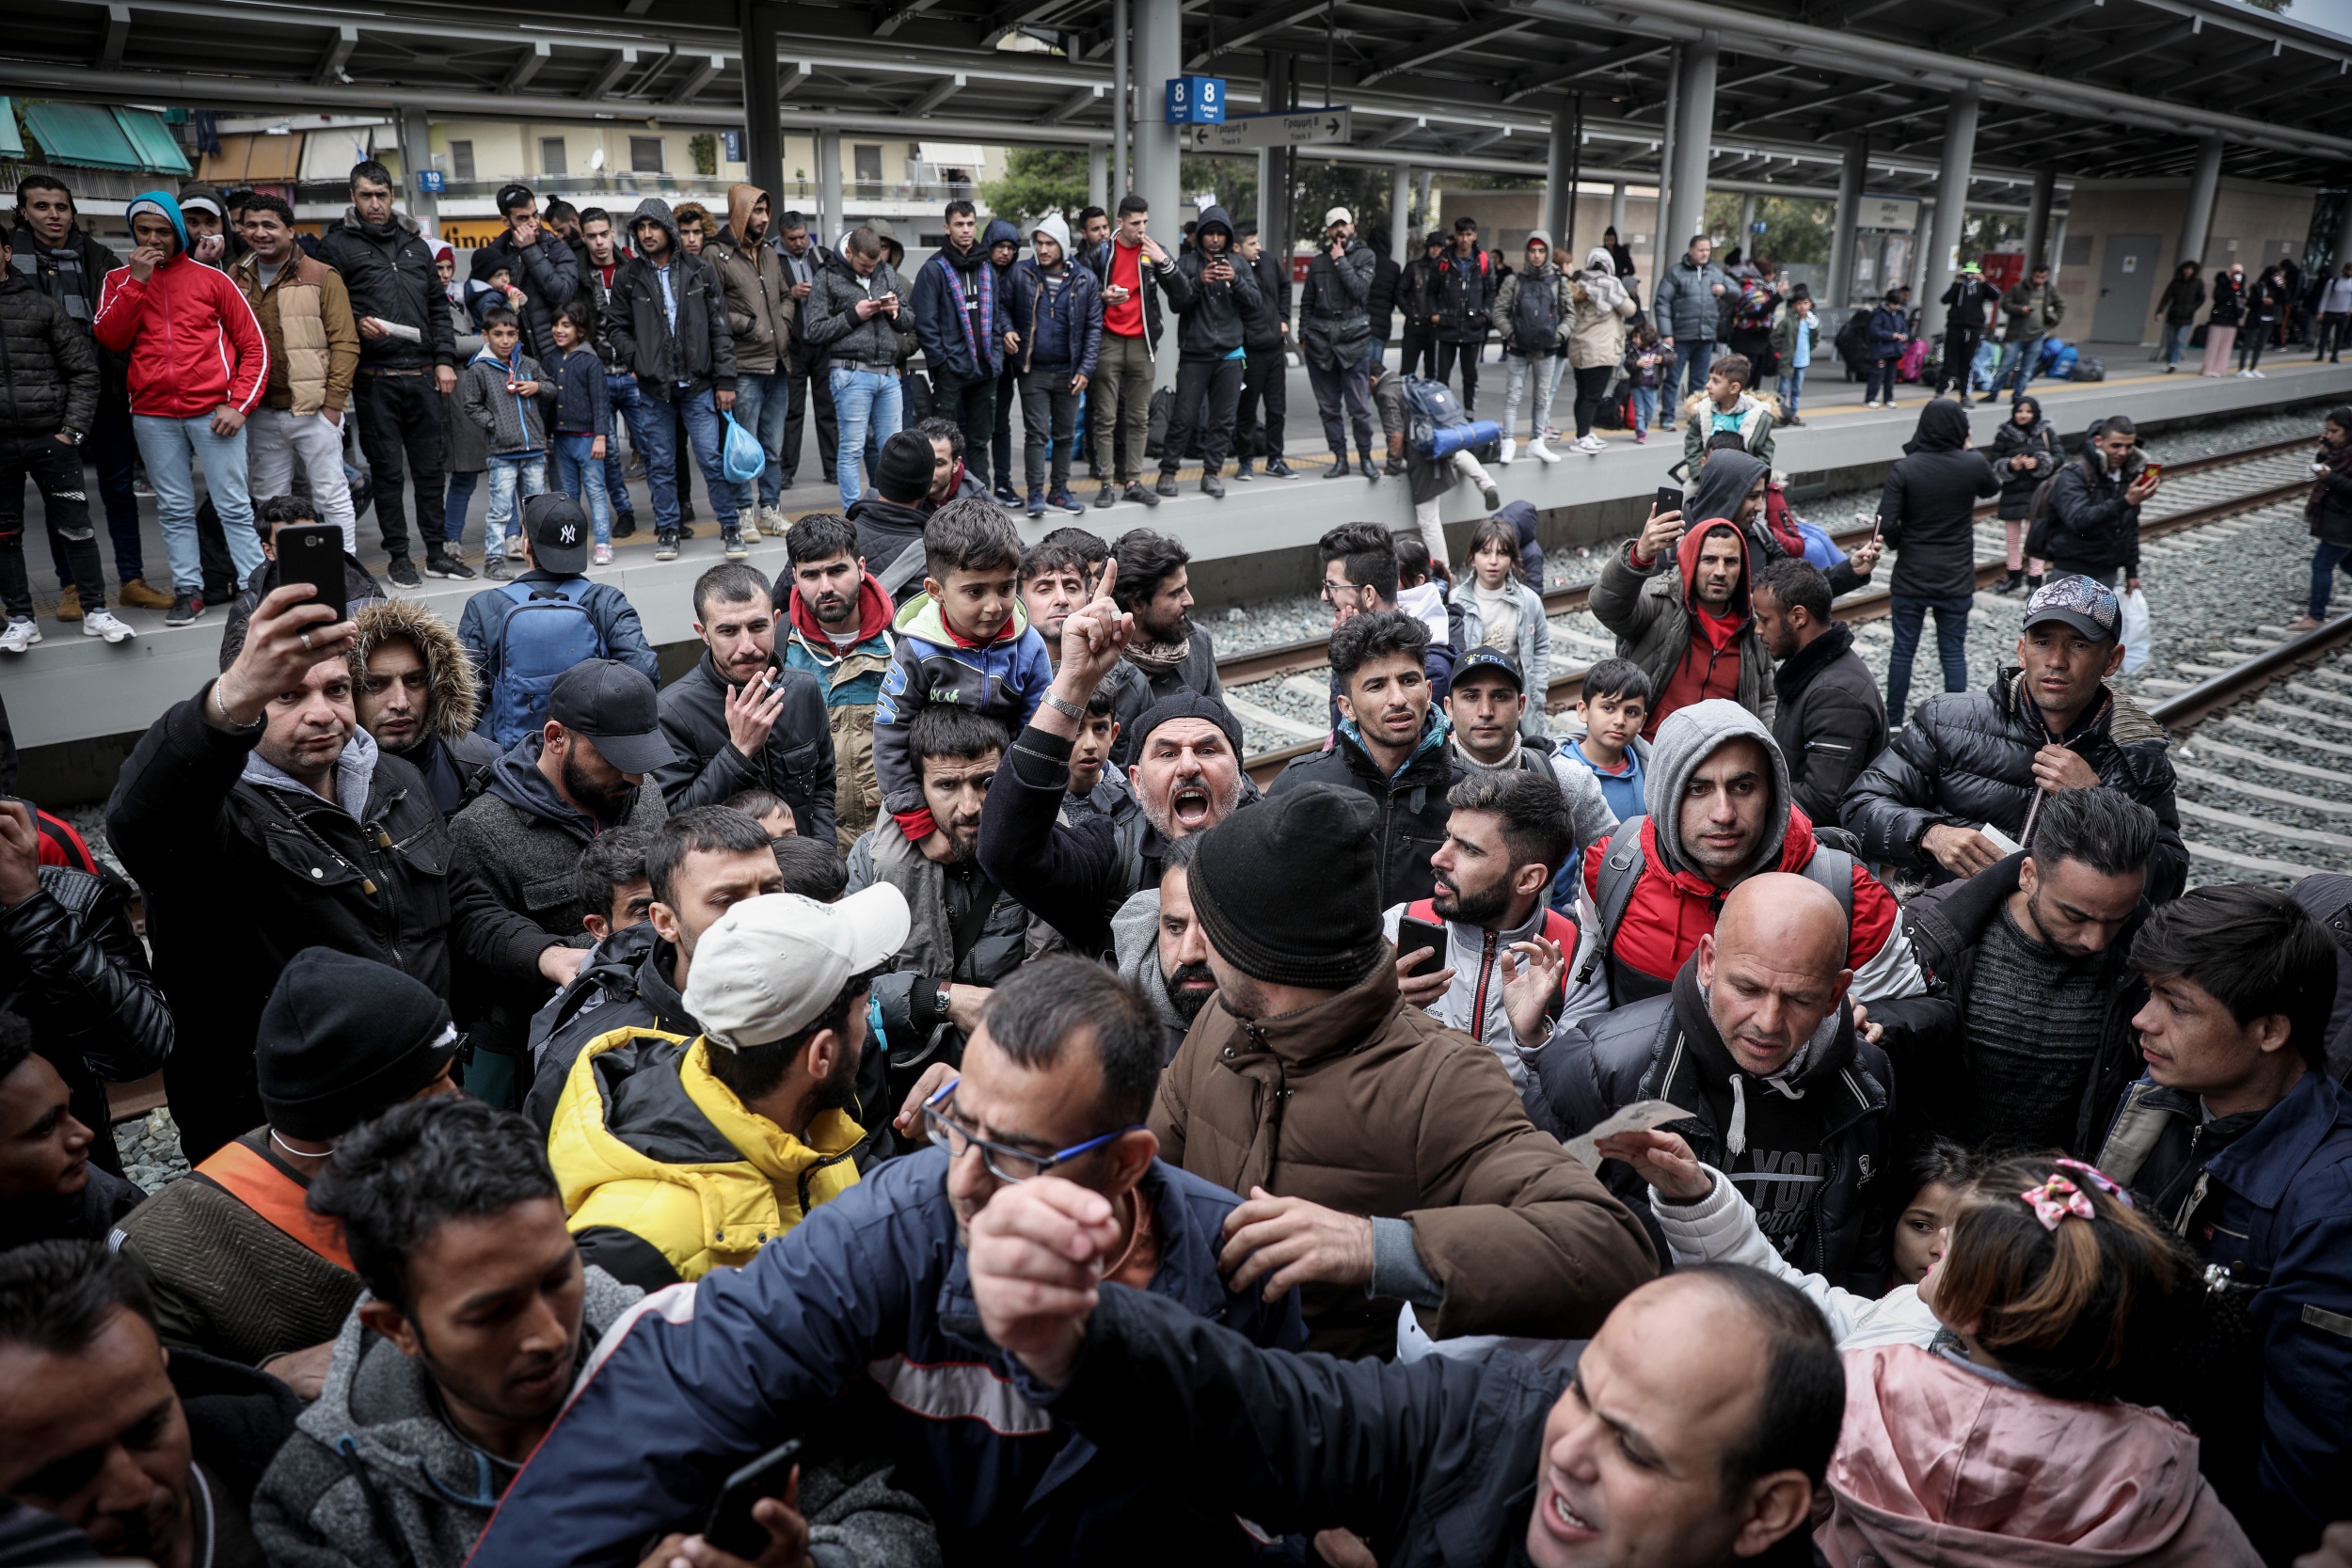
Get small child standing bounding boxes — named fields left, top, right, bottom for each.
left=458, top=305, right=554, bottom=581
left=1560, top=657, right=1651, bottom=823
left=1886, top=1138, right=1977, bottom=1288
left=1771, top=290, right=1820, bottom=427
left=545, top=308, right=616, bottom=565
left=871, top=498, right=1055, bottom=851
left=1679, top=352, right=1776, bottom=473
left=1621, top=324, right=1674, bottom=446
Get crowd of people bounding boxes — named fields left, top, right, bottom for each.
left=4, top=163, right=2352, bottom=1568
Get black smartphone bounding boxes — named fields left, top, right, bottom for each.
left=1395, top=916, right=1447, bottom=974
left=703, top=1438, right=803, bottom=1559
left=275, top=523, right=345, bottom=626
left=1653, top=485, right=1682, bottom=519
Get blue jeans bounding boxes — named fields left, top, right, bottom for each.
left=604, top=373, right=642, bottom=521
left=1886, top=593, right=1973, bottom=724
left=1665, top=340, right=1713, bottom=424
left=1995, top=337, right=2041, bottom=399
left=134, top=413, right=262, bottom=594
left=1776, top=365, right=1807, bottom=419
left=1630, top=386, right=1658, bottom=436
left=2312, top=543, right=2352, bottom=618
left=2162, top=322, right=2195, bottom=366
left=483, top=453, right=548, bottom=561
left=632, top=388, right=739, bottom=535
left=552, top=435, right=613, bottom=546
left=446, top=469, right=479, bottom=549
left=729, top=368, right=790, bottom=510
left=830, top=366, right=904, bottom=515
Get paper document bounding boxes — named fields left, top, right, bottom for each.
left=1564, top=1098, right=1694, bottom=1171
left=1979, top=821, right=2023, bottom=856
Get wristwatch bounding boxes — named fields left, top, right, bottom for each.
left=1041, top=690, right=1086, bottom=721
left=934, top=979, right=954, bottom=1022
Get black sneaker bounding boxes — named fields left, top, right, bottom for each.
left=993, top=485, right=1021, bottom=507
left=678, top=523, right=696, bottom=540
left=1153, top=472, right=1179, bottom=498
left=386, top=555, right=421, bottom=588
left=612, top=514, right=638, bottom=539
left=165, top=592, right=204, bottom=627
left=1094, top=483, right=1119, bottom=509
left=1125, top=482, right=1161, bottom=508
left=424, top=552, right=476, bottom=581
left=655, top=534, right=680, bottom=562
left=1361, top=453, right=1380, bottom=483
left=1026, top=489, right=1047, bottom=518
left=1200, top=473, right=1225, bottom=499
left=723, top=529, right=749, bottom=562
left=679, top=500, right=697, bottom=526
left=1266, top=457, right=1297, bottom=479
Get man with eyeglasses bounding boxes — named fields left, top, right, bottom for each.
left=346, top=597, right=501, bottom=818
left=473, top=956, right=1305, bottom=1567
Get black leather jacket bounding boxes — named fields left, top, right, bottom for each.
left=650, top=652, right=837, bottom=847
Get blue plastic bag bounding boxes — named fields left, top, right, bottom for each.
left=720, top=413, right=766, bottom=484
left=1797, top=521, right=1845, bottom=569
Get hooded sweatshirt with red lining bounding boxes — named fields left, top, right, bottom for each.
left=1647, top=521, right=1755, bottom=737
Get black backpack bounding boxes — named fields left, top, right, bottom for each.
left=1510, top=272, right=1565, bottom=356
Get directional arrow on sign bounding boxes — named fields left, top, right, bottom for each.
left=1183, top=108, right=1353, bottom=152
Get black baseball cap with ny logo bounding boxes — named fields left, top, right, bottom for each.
left=523, top=492, right=591, bottom=575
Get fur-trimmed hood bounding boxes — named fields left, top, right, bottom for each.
left=348, top=596, right=479, bottom=742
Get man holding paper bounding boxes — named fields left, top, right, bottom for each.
left=1522, top=871, right=1897, bottom=1294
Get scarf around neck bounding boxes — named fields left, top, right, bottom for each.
left=1124, top=636, right=1192, bottom=677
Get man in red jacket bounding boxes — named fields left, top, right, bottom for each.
left=92, top=191, right=269, bottom=627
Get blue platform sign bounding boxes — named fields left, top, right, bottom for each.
left=414, top=168, right=445, bottom=194
left=723, top=130, right=742, bottom=163
left=1165, top=75, right=1227, bottom=124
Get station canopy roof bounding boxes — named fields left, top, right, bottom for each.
left=6, top=0, right=2350, bottom=203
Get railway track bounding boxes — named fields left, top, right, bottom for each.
left=1237, top=434, right=2319, bottom=786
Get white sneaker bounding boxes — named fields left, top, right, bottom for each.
left=1863, top=398, right=1879, bottom=408
left=1529, top=438, right=1563, bottom=463
left=1574, top=434, right=1606, bottom=454
left=0, top=618, right=39, bottom=653
left=2252, top=369, right=2266, bottom=379
left=1498, top=437, right=1518, bottom=466
left=760, top=505, right=790, bottom=536
left=81, top=609, right=135, bottom=643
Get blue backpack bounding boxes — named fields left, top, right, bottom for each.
left=486, top=578, right=607, bottom=747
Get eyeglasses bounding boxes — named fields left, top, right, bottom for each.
left=921, top=1078, right=1140, bottom=1184
left=1319, top=578, right=1366, bottom=603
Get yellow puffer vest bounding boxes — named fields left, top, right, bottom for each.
left=548, top=1027, right=866, bottom=1282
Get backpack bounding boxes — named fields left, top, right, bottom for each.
left=1898, top=339, right=1929, bottom=382
left=1510, top=271, right=1565, bottom=356
left=1406, top=897, right=1581, bottom=1007
left=2023, top=469, right=2066, bottom=561
left=487, top=578, right=608, bottom=747
left=1572, top=816, right=1855, bottom=999
left=1732, top=279, right=1777, bottom=335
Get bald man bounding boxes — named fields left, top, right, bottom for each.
left=965, top=1187, right=1845, bottom=1568
left=1526, top=873, right=1897, bottom=1291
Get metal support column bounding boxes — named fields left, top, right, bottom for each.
left=2334, top=183, right=2352, bottom=274
left=1134, top=0, right=1183, bottom=388
left=739, top=0, right=783, bottom=202
left=1655, top=41, right=1678, bottom=277
left=1829, top=138, right=1865, bottom=309
left=1911, top=198, right=1935, bottom=303
left=1919, top=83, right=1979, bottom=344
left=1611, top=182, right=1627, bottom=238
left=2049, top=209, right=2070, bottom=280
left=1665, top=31, right=1717, bottom=262
left=2022, top=162, right=2056, bottom=273
left=1089, top=145, right=1108, bottom=212
left=1737, top=192, right=1756, bottom=253
left=1391, top=163, right=1411, bottom=249
left=2178, top=134, right=2224, bottom=269
left=398, top=105, right=437, bottom=229
left=1547, top=103, right=1573, bottom=251
left=817, top=128, right=842, bottom=241
left=1112, top=0, right=1130, bottom=198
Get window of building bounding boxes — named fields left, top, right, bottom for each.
left=449, top=140, right=475, bottom=182
left=630, top=135, right=665, bottom=174
left=540, top=137, right=566, bottom=177
left=853, top=143, right=882, bottom=196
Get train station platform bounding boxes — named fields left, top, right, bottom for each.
left=7, top=345, right=2348, bottom=802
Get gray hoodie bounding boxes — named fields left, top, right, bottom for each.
left=1644, top=697, right=1795, bottom=881
left=251, top=1266, right=643, bottom=1568
left=1111, top=886, right=1191, bottom=1063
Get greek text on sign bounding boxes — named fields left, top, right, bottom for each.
left=1183, top=109, right=1354, bottom=152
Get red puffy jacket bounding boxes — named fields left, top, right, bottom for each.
left=92, top=253, right=268, bottom=419
left=1580, top=808, right=1901, bottom=991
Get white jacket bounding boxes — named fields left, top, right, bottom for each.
left=1649, top=1166, right=1941, bottom=1351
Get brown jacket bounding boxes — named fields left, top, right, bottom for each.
left=232, top=248, right=359, bottom=416
left=708, top=183, right=793, bottom=376
left=1152, top=959, right=1657, bottom=1357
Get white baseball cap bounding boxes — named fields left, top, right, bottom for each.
left=1324, top=206, right=1353, bottom=228
left=684, top=887, right=912, bottom=1050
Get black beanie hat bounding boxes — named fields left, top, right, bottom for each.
left=1134, top=691, right=1244, bottom=759
left=1187, top=783, right=1387, bottom=988
left=257, top=949, right=459, bottom=1140
left=876, top=430, right=937, bottom=504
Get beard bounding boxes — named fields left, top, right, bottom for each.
left=563, top=750, right=636, bottom=820
left=1432, top=871, right=1513, bottom=927
left=1164, top=961, right=1216, bottom=1025
left=1138, top=769, right=1244, bottom=838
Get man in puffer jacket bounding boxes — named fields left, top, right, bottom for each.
left=911, top=200, right=1008, bottom=493
left=472, top=183, right=580, bottom=363
left=1154, top=204, right=1250, bottom=499
left=1647, top=234, right=1731, bottom=428
left=706, top=183, right=794, bottom=534
left=2042, top=414, right=2153, bottom=589
left=92, top=190, right=270, bottom=626
left=1428, top=217, right=1493, bottom=412
left=599, top=198, right=739, bottom=559
left=1841, top=574, right=2187, bottom=901
left=1007, top=212, right=1102, bottom=516
left=1298, top=207, right=1377, bottom=478
left=0, top=230, right=123, bottom=648
left=230, top=195, right=361, bottom=556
